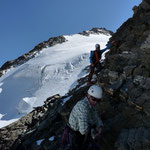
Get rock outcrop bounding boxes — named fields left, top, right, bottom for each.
left=0, top=0, right=150, bottom=150
left=79, top=27, right=113, bottom=36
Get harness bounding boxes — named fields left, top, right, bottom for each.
left=95, top=50, right=100, bottom=63
left=92, top=50, right=101, bottom=65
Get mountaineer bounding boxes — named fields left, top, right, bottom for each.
left=88, top=41, right=115, bottom=84
left=61, top=85, right=104, bottom=150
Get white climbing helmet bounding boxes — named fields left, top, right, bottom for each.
left=95, top=44, right=100, bottom=49
left=88, top=85, right=103, bottom=99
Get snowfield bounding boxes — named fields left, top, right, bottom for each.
left=0, top=33, right=111, bottom=128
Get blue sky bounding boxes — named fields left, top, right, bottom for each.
left=0, top=0, right=142, bottom=67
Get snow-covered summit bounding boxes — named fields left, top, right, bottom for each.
left=0, top=28, right=112, bottom=76
left=0, top=29, right=112, bottom=128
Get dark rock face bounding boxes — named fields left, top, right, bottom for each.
left=1, top=1, right=150, bottom=150
left=97, top=0, right=150, bottom=149
left=0, top=36, right=66, bottom=77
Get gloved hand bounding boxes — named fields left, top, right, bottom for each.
left=95, top=126, right=103, bottom=140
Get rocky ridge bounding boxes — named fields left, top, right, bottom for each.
left=0, top=36, right=66, bottom=77
left=100, top=0, right=150, bottom=149
left=0, top=0, right=150, bottom=150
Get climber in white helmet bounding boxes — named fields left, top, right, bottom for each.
left=61, top=85, right=103, bottom=150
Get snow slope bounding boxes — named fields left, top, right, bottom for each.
left=0, top=32, right=111, bottom=128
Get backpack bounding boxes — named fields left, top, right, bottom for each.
left=90, top=50, right=102, bottom=64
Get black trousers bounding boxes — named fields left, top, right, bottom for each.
left=61, top=125, right=100, bottom=150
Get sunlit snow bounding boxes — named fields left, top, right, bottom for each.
left=0, top=33, right=111, bottom=127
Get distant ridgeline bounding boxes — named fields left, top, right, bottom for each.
left=1, top=1, right=150, bottom=149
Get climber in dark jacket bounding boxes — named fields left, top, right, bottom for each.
left=88, top=42, right=114, bottom=84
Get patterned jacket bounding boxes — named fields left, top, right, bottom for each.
left=68, top=97, right=103, bottom=135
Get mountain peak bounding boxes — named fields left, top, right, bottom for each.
left=0, top=28, right=112, bottom=77
left=79, top=27, right=113, bottom=36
